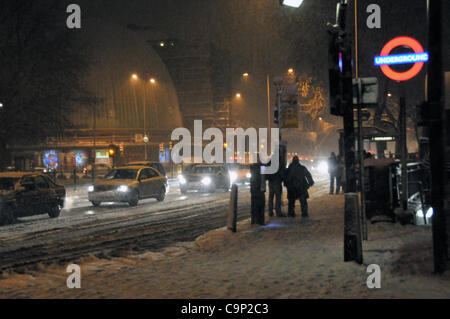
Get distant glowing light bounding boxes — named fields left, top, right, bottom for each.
left=131, top=74, right=138, bottom=80
left=150, top=78, right=156, bottom=84
left=280, top=0, right=304, bottom=8
left=288, top=68, right=295, bottom=74
left=243, top=73, right=249, bottom=77
left=318, top=162, right=328, bottom=174
left=236, top=93, right=242, bottom=98
left=417, top=207, right=434, bottom=218
left=201, top=177, right=212, bottom=186
left=230, top=172, right=238, bottom=184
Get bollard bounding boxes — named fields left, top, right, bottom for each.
left=227, top=184, right=238, bottom=232
left=344, top=193, right=363, bottom=264
left=250, top=164, right=266, bottom=225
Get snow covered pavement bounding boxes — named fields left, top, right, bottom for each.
left=0, top=193, right=449, bottom=299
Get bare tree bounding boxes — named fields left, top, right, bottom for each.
left=0, top=0, right=92, bottom=167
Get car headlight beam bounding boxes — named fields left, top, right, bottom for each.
left=88, top=186, right=94, bottom=192
left=201, top=177, right=212, bottom=186
left=230, top=171, right=237, bottom=184
left=117, top=185, right=129, bottom=193
left=178, top=175, right=187, bottom=184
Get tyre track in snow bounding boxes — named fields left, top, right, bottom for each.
left=0, top=178, right=328, bottom=272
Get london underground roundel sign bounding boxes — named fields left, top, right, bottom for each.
left=374, top=36, right=429, bottom=82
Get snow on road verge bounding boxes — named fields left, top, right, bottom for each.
left=0, top=194, right=449, bottom=299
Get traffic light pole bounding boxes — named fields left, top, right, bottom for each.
left=356, top=87, right=368, bottom=241
left=329, top=0, right=363, bottom=264
left=426, top=0, right=447, bottom=274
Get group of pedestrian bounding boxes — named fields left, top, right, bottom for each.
left=266, top=156, right=315, bottom=218
left=328, top=152, right=344, bottom=195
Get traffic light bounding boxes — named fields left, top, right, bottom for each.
left=108, top=144, right=118, bottom=167
left=108, top=144, right=116, bottom=156
left=279, top=83, right=299, bottom=128
left=328, top=30, right=345, bottom=116
left=159, top=143, right=164, bottom=154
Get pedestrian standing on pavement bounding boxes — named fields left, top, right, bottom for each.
left=284, top=156, right=315, bottom=218
left=266, top=164, right=286, bottom=217
left=335, top=155, right=344, bottom=194
left=328, top=152, right=338, bottom=195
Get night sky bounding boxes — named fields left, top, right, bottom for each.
left=72, top=0, right=448, bottom=154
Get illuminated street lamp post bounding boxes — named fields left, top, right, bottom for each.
left=241, top=73, right=272, bottom=147
left=144, top=78, right=157, bottom=161
left=131, top=73, right=140, bottom=131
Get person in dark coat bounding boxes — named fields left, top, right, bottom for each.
left=328, top=152, right=338, bottom=194
left=284, top=156, right=315, bottom=217
left=266, top=166, right=285, bottom=217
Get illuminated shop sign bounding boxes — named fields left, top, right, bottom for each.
left=96, top=150, right=110, bottom=159
left=371, top=136, right=395, bottom=142
left=374, top=53, right=429, bottom=66
left=43, top=150, right=59, bottom=169
left=72, top=150, right=88, bottom=166
left=375, top=36, right=428, bottom=82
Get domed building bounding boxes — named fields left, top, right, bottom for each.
left=17, top=19, right=184, bottom=174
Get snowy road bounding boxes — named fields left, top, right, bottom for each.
left=0, top=175, right=329, bottom=272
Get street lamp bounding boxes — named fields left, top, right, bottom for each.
left=235, top=93, right=242, bottom=99
left=144, top=78, right=157, bottom=160
left=280, top=0, right=304, bottom=8
left=288, top=68, right=295, bottom=75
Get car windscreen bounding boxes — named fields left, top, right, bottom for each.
left=0, top=178, right=18, bottom=190
left=193, top=166, right=219, bottom=174
left=105, top=169, right=138, bottom=180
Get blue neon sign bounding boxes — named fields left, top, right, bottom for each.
left=374, top=52, right=429, bottom=66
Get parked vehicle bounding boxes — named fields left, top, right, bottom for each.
left=88, top=166, right=167, bottom=207
left=0, top=172, right=66, bottom=225
left=31, top=166, right=54, bottom=174
left=178, top=164, right=230, bottom=194
left=124, top=161, right=166, bottom=177
left=228, top=163, right=251, bottom=185
left=83, top=163, right=112, bottom=177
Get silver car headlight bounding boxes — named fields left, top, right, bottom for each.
left=88, top=186, right=94, bottom=192
left=201, top=177, right=212, bottom=186
left=229, top=171, right=237, bottom=184
left=246, top=173, right=252, bottom=178
left=178, top=175, right=187, bottom=184
left=117, top=185, right=129, bottom=193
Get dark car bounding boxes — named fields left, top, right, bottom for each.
left=124, top=161, right=166, bottom=177
left=178, top=164, right=230, bottom=194
left=0, top=172, right=66, bottom=225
